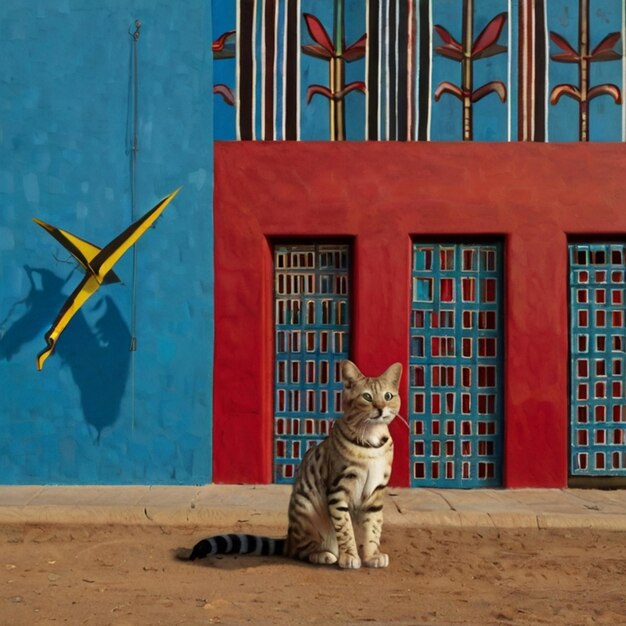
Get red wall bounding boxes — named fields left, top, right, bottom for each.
left=213, top=142, right=626, bottom=488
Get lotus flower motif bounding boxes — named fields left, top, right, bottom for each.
left=212, top=30, right=237, bottom=107
left=433, top=5, right=508, bottom=141
left=301, top=6, right=367, bottom=141
left=549, top=0, right=622, bottom=141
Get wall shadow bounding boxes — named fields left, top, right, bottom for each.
left=0, top=266, right=68, bottom=361
left=0, top=266, right=131, bottom=441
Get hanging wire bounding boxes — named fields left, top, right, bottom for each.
left=129, top=19, right=141, bottom=353
left=128, top=19, right=141, bottom=433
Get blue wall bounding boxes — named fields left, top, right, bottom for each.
left=0, top=0, right=213, bottom=483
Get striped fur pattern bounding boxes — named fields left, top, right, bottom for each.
left=286, top=360, right=402, bottom=568
left=189, top=534, right=285, bottom=560
left=189, top=360, right=402, bottom=569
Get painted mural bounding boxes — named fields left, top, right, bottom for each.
left=212, top=0, right=625, bottom=141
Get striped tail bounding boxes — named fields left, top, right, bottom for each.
left=189, top=534, right=286, bottom=561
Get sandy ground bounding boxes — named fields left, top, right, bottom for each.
left=2, top=521, right=626, bottom=626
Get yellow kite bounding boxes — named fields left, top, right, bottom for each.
left=33, top=187, right=181, bottom=370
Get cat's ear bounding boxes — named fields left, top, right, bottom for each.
left=382, top=362, right=403, bottom=388
left=342, top=360, right=364, bottom=389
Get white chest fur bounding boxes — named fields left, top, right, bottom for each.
left=362, top=453, right=391, bottom=500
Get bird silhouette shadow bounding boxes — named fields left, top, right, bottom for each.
left=0, top=265, right=131, bottom=442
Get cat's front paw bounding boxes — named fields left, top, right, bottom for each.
left=363, top=553, right=389, bottom=568
left=309, top=551, right=337, bottom=566
left=338, top=554, right=362, bottom=569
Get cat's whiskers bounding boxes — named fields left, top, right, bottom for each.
left=394, top=414, right=410, bottom=430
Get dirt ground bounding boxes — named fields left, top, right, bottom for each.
left=2, top=521, right=626, bottom=626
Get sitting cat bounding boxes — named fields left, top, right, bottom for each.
left=187, top=359, right=402, bottom=569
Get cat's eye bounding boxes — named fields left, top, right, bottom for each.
left=384, top=392, right=394, bottom=401
left=362, top=392, right=373, bottom=402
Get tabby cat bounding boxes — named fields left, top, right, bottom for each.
left=188, top=359, right=402, bottom=569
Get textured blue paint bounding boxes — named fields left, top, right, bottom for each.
left=0, top=1, right=213, bottom=484
left=212, top=0, right=237, bottom=140
left=342, top=0, right=367, bottom=141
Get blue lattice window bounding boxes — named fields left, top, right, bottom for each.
left=409, top=242, right=504, bottom=487
left=273, top=243, right=350, bottom=483
left=569, top=243, right=626, bottom=477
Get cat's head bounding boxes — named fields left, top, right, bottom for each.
left=341, top=360, right=402, bottom=426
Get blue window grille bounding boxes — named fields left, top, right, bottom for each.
left=409, top=242, right=504, bottom=487
left=273, top=243, right=350, bottom=483
left=569, top=243, right=626, bottom=477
